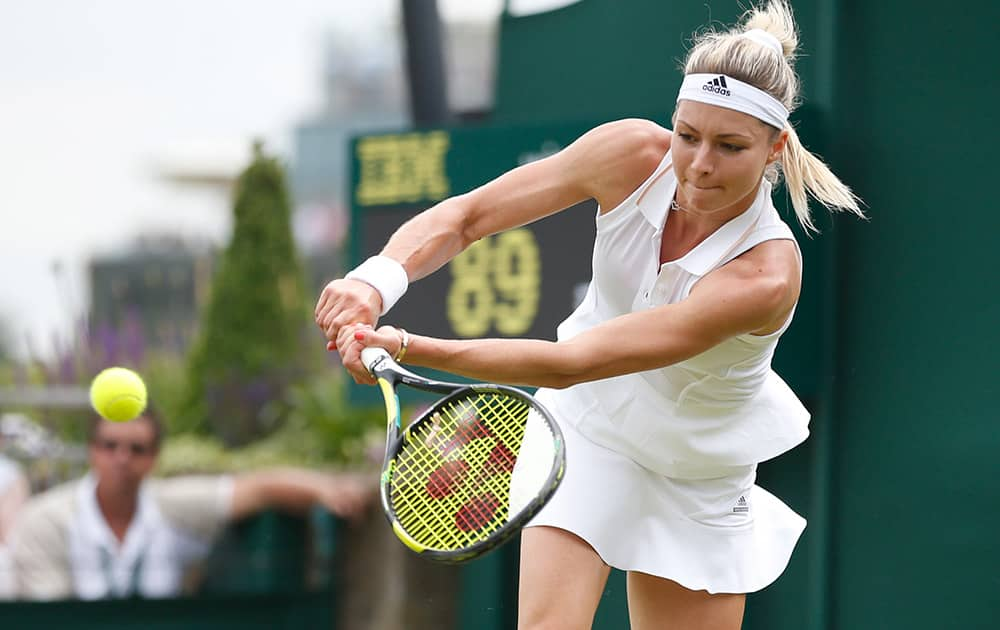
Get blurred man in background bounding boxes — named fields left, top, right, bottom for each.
left=0, top=442, right=30, bottom=599
left=10, top=408, right=372, bottom=600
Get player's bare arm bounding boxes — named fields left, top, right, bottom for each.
left=330, top=119, right=672, bottom=375
left=374, top=118, right=672, bottom=283
left=346, top=239, right=798, bottom=388
left=556, top=239, right=802, bottom=383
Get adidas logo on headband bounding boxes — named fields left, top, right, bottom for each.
left=679, top=73, right=789, bottom=129
left=702, top=76, right=731, bottom=97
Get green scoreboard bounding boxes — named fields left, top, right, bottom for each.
left=349, top=121, right=604, bottom=345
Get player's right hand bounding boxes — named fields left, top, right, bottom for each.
left=314, top=278, right=383, bottom=349
left=336, top=323, right=402, bottom=385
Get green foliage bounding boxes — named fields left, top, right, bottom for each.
left=0, top=350, right=189, bottom=449
left=284, top=374, right=386, bottom=464
left=159, top=374, right=385, bottom=475
left=141, top=351, right=192, bottom=437
left=0, top=316, right=12, bottom=362
left=0, top=359, right=91, bottom=445
left=178, top=143, right=319, bottom=446
left=2, top=143, right=389, bottom=471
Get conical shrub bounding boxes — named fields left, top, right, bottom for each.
left=179, top=142, right=314, bottom=446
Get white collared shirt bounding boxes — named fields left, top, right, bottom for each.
left=537, top=149, right=810, bottom=478
left=12, top=474, right=232, bottom=600
left=70, top=473, right=215, bottom=599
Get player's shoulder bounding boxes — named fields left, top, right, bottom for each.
left=588, top=118, right=671, bottom=140
left=736, top=238, right=800, bottom=273
left=583, top=118, right=672, bottom=159
left=722, top=239, right=799, bottom=285
left=718, top=239, right=801, bottom=310
left=566, top=119, right=671, bottom=204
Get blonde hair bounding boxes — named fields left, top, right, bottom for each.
left=681, top=0, right=864, bottom=232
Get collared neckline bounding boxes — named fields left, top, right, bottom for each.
left=74, top=473, right=159, bottom=598
left=77, top=473, right=123, bottom=552
left=636, top=151, right=676, bottom=230
left=660, top=179, right=771, bottom=277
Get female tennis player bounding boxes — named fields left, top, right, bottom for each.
left=316, top=2, right=862, bottom=627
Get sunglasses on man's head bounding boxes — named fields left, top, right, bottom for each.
left=94, top=438, right=156, bottom=457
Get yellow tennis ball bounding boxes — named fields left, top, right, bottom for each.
left=89, top=367, right=148, bottom=422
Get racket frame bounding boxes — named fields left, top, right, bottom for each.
left=361, top=347, right=566, bottom=563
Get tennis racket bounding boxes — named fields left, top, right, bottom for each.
left=361, top=346, right=565, bottom=564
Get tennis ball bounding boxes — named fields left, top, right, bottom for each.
left=89, top=367, right=147, bottom=422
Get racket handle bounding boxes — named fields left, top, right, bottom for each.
left=361, top=346, right=393, bottom=374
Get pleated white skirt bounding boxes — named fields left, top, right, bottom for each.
left=526, top=413, right=806, bottom=594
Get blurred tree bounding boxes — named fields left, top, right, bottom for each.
left=178, top=142, right=317, bottom=446
left=0, top=316, right=11, bottom=363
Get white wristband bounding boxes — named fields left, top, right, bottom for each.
left=344, top=255, right=409, bottom=315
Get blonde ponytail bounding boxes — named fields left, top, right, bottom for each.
left=779, top=124, right=864, bottom=233
left=682, top=0, right=865, bottom=232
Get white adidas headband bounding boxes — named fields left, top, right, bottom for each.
left=675, top=31, right=789, bottom=130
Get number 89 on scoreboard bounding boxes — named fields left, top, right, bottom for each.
left=350, top=126, right=598, bottom=343
left=355, top=204, right=594, bottom=342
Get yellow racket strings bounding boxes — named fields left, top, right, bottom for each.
left=389, top=393, right=552, bottom=550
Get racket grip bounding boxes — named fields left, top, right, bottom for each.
left=361, top=346, right=393, bottom=374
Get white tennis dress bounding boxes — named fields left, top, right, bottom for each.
left=528, top=149, right=809, bottom=594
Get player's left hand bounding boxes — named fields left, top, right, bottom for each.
left=337, top=324, right=403, bottom=385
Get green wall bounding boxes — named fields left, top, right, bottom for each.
left=488, top=0, right=1000, bottom=628
left=830, top=1, right=1000, bottom=628
left=496, top=1, right=831, bottom=124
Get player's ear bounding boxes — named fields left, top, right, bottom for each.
left=767, top=129, right=789, bottom=164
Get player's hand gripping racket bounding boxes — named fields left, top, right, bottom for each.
left=361, top=347, right=565, bottom=563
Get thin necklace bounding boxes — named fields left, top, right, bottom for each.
left=671, top=196, right=736, bottom=217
